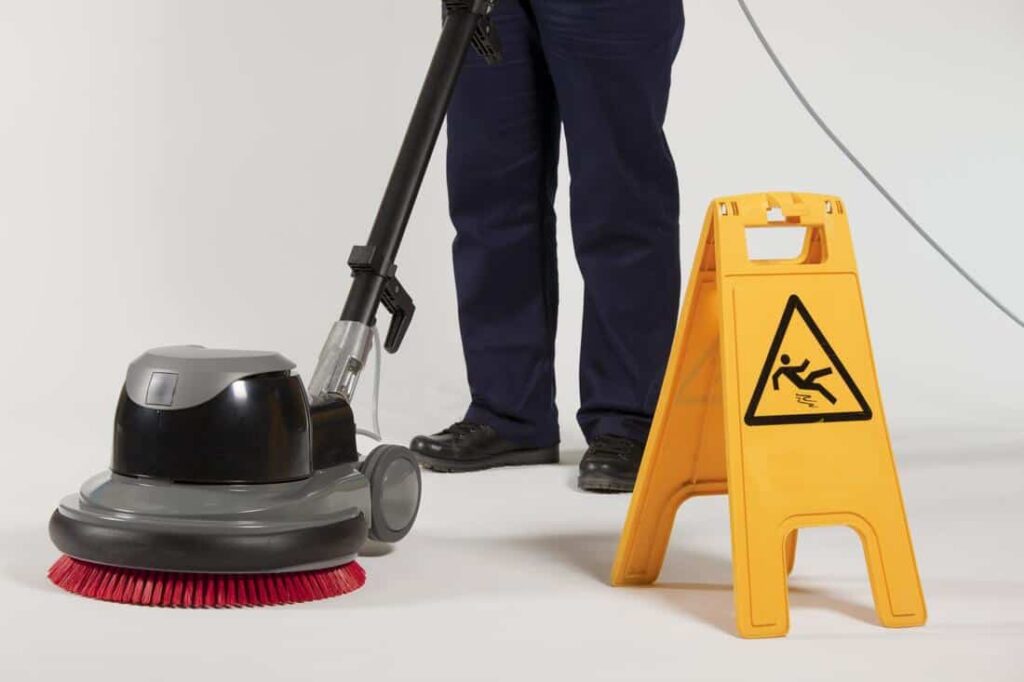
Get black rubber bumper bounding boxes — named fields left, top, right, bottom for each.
left=49, top=509, right=368, bottom=574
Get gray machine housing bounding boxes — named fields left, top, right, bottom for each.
left=49, top=346, right=421, bottom=574
left=123, top=346, right=298, bottom=411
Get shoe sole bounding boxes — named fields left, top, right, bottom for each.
left=577, top=471, right=636, bottom=494
left=414, top=446, right=559, bottom=473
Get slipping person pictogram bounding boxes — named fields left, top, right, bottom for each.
left=745, top=295, right=872, bottom=426
left=771, top=354, right=837, bottom=405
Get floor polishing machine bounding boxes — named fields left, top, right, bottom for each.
left=47, top=0, right=503, bottom=607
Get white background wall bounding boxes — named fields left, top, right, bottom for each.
left=1, top=0, right=1021, bottom=456
left=0, top=1, right=1022, bottom=678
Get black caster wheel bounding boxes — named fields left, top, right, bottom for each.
left=360, top=444, right=422, bottom=543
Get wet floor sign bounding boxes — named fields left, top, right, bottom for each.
left=745, top=294, right=872, bottom=425
left=611, top=192, right=926, bottom=638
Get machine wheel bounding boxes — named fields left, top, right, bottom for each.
left=360, top=444, right=422, bottom=543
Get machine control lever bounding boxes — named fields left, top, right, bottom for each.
left=381, top=276, right=415, bottom=354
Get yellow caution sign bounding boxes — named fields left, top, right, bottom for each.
left=611, top=192, right=926, bottom=638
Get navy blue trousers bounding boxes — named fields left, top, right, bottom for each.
left=447, top=0, right=684, bottom=447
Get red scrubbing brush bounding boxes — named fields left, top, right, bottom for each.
left=48, top=556, right=366, bottom=608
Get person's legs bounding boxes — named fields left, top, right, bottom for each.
left=531, top=0, right=684, bottom=445
left=447, top=0, right=562, bottom=448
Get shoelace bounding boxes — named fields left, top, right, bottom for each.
left=589, top=435, right=642, bottom=462
left=443, top=421, right=487, bottom=441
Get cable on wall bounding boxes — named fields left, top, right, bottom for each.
left=736, top=0, right=1023, bottom=329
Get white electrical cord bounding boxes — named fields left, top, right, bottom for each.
left=355, top=325, right=384, bottom=441
left=736, top=0, right=1024, bottom=330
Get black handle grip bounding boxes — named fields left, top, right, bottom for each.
left=337, top=2, right=500, bottom=349
left=381, top=277, right=415, bottom=354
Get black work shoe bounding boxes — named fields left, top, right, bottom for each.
left=578, top=435, right=646, bottom=493
left=410, top=421, right=559, bottom=473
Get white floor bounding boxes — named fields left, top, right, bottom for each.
left=2, top=422, right=1022, bottom=681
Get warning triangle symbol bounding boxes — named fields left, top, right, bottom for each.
left=745, top=295, right=872, bottom=426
